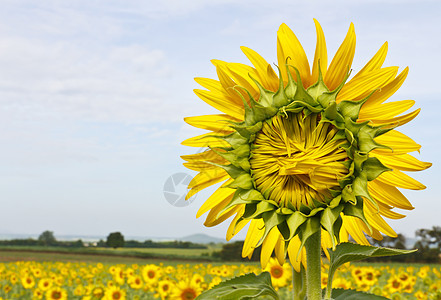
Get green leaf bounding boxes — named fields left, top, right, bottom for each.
left=195, top=272, right=279, bottom=300
left=331, top=288, right=390, bottom=300
left=327, top=242, right=416, bottom=295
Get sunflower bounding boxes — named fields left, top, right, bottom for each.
left=21, top=275, right=35, bottom=289
left=103, top=286, right=126, bottom=300
left=170, top=279, right=202, bottom=300
left=264, top=257, right=292, bottom=288
left=45, top=286, right=68, bottom=300
left=182, top=19, right=431, bottom=269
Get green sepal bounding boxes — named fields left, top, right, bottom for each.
left=342, top=197, right=372, bottom=234
left=284, top=64, right=298, bottom=100
left=320, top=206, right=344, bottom=250
left=276, top=207, right=294, bottom=215
left=316, top=70, right=349, bottom=108
left=226, top=173, right=254, bottom=189
left=219, top=189, right=265, bottom=216
left=344, top=118, right=369, bottom=136
left=362, top=157, right=392, bottom=181
left=256, top=211, right=286, bottom=247
left=243, top=200, right=277, bottom=220
left=207, top=162, right=245, bottom=179
left=250, top=100, right=279, bottom=123
left=352, top=173, right=375, bottom=205
left=337, top=95, right=369, bottom=121
left=242, top=203, right=257, bottom=219
left=272, top=66, right=291, bottom=107
left=286, top=211, right=308, bottom=240
left=353, top=151, right=368, bottom=175
left=358, top=125, right=391, bottom=153
left=307, top=69, right=330, bottom=106
left=248, top=75, right=275, bottom=107
left=290, top=66, right=319, bottom=107
left=220, top=132, right=248, bottom=149
left=298, top=217, right=320, bottom=258
left=341, top=185, right=357, bottom=204
left=232, top=122, right=263, bottom=139
left=210, top=144, right=251, bottom=172
left=284, top=100, right=322, bottom=113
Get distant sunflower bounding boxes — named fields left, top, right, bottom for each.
left=182, top=19, right=431, bottom=269
left=170, top=279, right=202, bottom=300
left=264, top=257, right=292, bottom=288
left=45, top=286, right=67, bottom=300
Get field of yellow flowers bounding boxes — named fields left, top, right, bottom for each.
left=0, top=259, right=440, bottom=300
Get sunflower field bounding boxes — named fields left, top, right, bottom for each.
left=0, top=259, right=440, bottom=300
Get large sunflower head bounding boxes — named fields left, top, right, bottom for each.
left=182, top=19, right=431, bottom=269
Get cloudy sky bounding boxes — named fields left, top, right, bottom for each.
left=0, top=0, right=439, bottom=241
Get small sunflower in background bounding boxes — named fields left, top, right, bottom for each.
left=45, top=286, right=68, bottom=300
left=182, top=19, right=431, bottom=269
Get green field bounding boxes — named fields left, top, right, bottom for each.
left=0, top=245, right=221, bottom=264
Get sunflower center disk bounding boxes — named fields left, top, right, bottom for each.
left=250, top=112, right=348, bottom=209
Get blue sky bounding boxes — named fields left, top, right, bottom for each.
left=0, top=0, right=439, bottom=241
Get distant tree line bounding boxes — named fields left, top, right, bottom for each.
left=0, top=231, right=84, bottom=248
left=0, top=231, right=207, bottom=250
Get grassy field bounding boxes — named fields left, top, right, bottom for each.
left=0, top=245, right=221, bottom=264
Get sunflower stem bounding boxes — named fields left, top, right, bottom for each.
left=292, top=264, right=305, bottom=300
left=305, top=230, right=321, bottom=300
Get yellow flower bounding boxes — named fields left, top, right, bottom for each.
left=21, top=275, right=35, bottom=289
left=103, top=286, right=126, bottom=300
left=182, top=19, right=431, bottom=268
left=142, top=264, right=162, bottom=284
left=170, top=279, right=202, bottom=300
left=157, top=279, right=174, bottom=299
left=128, top=275, right=143, bottom=290
left=45, top=286, right=68, bottom=300
left=264, top=257, right=292, bottom=288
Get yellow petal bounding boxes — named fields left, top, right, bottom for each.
left=287, top=236, right=306, bottom=272
left=337, top=67, right=398, bottom=101
left=193, top=89, right=244, bottom=120
left=363, top=67, right=409, bottom=107
left=377, top=169, right=426, bottom=190
left=226, top=62, right=260, bottom=97
left=360, top=108, right=420, bottom=128
left=181, top=132, right=231, bottom=148
left=373, top=130, right=421, bottom=155
left=377, top=201, right=406, bottom=220
left=186, top=170, right=229, bottom=200
left=371, top=152, right=432, bottom=172
left=359, top=100, right=415, bottom=120
left=197, top=186, right=235, bottom=218
left=342, top=216, right=370, bottom=245
left=311, top=19, right=328, bottom=83
left=184, top=114, right=237, bottom=133
left=352, top=42, right=388, bottom=79
left=226, top=206, right=249, bottom=241
left=240, top=46, right=279, bottom=92
left=182, top=149, right=225, bottom=162
left=242, top=219, right=264, bottom=258
left=364, top=199, right=397, bottom=237
left=368, top=180, right=414, bottom=210
left=277, top=23, right=311, bottom=87
left=261, top=227, right=280, bottom=269
left=204, top=202, right=240, bottom=227
left=274, top=236, right=285, bottom=266
left=324, top=23, right=356, bottom=90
